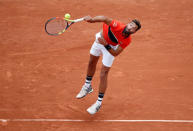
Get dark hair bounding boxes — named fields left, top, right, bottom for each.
left=132, top=19, right=141, bottom=31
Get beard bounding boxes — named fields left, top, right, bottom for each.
left=122, top=27, right=131, bottom=38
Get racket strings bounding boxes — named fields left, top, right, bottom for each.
left=46, top=18, right=67, bottom=35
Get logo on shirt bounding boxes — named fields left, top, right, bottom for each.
left=113, top=22, right=117, bottom=27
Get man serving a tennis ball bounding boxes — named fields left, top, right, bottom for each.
left=76, top=15, right=141, bottom=114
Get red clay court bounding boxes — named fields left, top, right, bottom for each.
left=0, top=0, right=193, bottom=130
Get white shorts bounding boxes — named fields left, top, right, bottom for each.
left=90, top=33, right=118, bottom=67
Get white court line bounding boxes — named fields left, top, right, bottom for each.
left=1, top=119, right=193, bottom=123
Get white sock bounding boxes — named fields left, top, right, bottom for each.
left=84, top=76, right=92, bottom=87
left=96, top=93, right=104, bottom=106
left=85, top=79, right=91, bottom=87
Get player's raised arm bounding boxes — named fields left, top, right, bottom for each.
left=84, top=15, right=112, bottom=25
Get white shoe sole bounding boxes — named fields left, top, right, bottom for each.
left=76, top=88, right=93, bottom=99
left=87, top=108, right=96, bottom=115
left=87, top=103, right=101, bottom=115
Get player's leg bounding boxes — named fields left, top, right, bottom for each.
left=83, top=54, right=100, bottom=91
left=76, top=33, right=101, bottom=99
left=98, top=64, right=110, bottom=94
left=76, top=54, right=99, bottom=99
left=86, top=54, right=100, bottom=79
left=87, top=47, right=114, bottom=114
left=87, top=64, right=111, bottom=114
left=97, top=64, right=111, bottom=106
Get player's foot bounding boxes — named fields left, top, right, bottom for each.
left=76, top=84, right=93, bottom=99
left=87, top=102, right=101, bottom=115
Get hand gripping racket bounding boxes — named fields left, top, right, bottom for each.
left=45, top=16, right=84, bottom=36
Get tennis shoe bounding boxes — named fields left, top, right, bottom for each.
left=76, top=84, right=93, bottom=99
left=87, top=102, right=101, bottom=115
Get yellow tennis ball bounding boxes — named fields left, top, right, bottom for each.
left=64, top=13, right=71, bottom=19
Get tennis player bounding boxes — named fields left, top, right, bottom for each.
left=76, top=15, right=141, bottom=114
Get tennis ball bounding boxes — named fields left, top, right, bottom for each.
left=64, top=13, right=71, bottom=19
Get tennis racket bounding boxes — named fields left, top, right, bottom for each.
left=45, top=16, right=84, bottom=36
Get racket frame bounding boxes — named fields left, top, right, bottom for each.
left=45, top=17, right=84, bottom=36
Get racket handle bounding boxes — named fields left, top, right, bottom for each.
left=74, top=18, right=84, bottom=22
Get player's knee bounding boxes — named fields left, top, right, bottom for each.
left=100, top=69, right=109, bottom=78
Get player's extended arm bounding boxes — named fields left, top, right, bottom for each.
left=84, top=16, right=112, bottom=25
